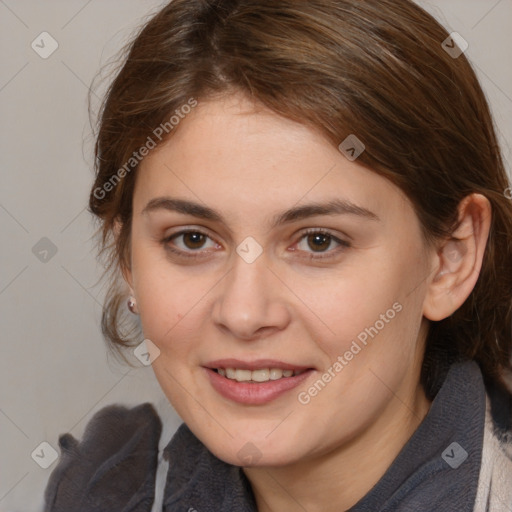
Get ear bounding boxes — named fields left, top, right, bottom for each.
left=423, top=193, right=491, bottom=321
left=114, top=218, right=135, bottom=294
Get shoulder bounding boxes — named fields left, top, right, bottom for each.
left=474, top=380, right=512, bottom=511
left=44, top=402, right=162, bottom=512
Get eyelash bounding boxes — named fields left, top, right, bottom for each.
left=161, top=228, right=351, bottom=261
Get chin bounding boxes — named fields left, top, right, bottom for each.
left=196, top=426, right=307, bottom=468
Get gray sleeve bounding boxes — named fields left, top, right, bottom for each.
left=43, top=402, right=162, bottom=512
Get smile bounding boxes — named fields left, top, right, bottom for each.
left=215, top=367, right=308, bottom=382
left=204, top=360, right=315, bottom=405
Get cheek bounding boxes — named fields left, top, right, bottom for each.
left=137, top=279, right=205, bottom=351
left=293, top=243, right=427, bottom=376
left=297, top=255, right=427, bottom=414
left=293, top=260, right=402, bottom=341
left=131, top=248, right=206, bottom=350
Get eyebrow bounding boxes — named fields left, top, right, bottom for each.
left=141, top=196, right=380, bottom=227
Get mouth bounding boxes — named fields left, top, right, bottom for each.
left=213, top=367, right=308, bottom=382
left=204, top=359, right=315, bottom=405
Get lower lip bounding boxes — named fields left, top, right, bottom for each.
left=204, top=368, right=314, bottom=405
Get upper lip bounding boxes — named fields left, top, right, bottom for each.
left=204, top=359, right=313, bottom=371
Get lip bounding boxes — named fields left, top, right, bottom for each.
left=204, top=361, right=315, bottom=405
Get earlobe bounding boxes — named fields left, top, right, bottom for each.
left=423, top=194, right=491, bottom=322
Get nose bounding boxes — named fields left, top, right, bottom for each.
left=211, top=252, right=291, bottom=341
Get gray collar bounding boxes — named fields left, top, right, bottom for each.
left=349, top=360, right=486, bottom=511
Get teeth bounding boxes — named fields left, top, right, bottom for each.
left=235, top=369, right=252, bottom=382
left=217, top=367, right=303, bottom=382
left=270, top=368, right=283, bottom=380
left=252, top=369, right=269, bottom=382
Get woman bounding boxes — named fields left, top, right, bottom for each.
left=44, top=0, right=512, bottom=510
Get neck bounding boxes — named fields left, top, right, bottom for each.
left=243, top=382, right=431, bottom=512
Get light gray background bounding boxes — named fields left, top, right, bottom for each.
left=0, top=1, right=511, bottom=510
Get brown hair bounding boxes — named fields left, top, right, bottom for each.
left=88, top=0, right=512, bottom=396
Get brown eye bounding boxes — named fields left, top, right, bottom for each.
left=163, top=230, right=219, bottom=256
left=306, top=233, right=332, bottom=252
left=182, top=232, right=207, bottom=249
left=294, top=229, right=350, bottom=259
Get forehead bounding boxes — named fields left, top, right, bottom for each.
left=134, top=93, right=411, bottom=226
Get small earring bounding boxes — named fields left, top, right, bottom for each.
left=127, top=296, right=138, bottom=315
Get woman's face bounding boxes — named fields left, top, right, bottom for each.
left=126, top=92, right=434, bottom=467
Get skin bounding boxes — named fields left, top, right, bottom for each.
left=122, top=92, right=491, bottom=511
